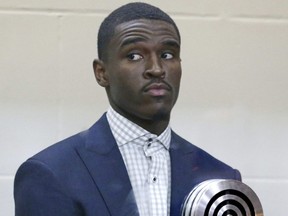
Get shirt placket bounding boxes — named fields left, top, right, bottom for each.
left=144, top=137, right=168, bottom=216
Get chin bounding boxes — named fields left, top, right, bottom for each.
left=150, top=108, right=171, bottom=121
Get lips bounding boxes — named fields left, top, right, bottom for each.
left=144, top=82, right=171, bottom=96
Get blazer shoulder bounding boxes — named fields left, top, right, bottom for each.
left=30, top=114, right=109, bottom=164
left=31, top=130, right=86, bottom=163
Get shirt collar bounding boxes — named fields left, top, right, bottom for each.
left=106, top=106, right=171, bottom=150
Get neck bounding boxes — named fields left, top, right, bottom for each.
left=110, top=106, right=170, bottom=136
left=131, top=117, right=170, bottom=136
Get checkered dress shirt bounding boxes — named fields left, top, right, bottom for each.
left=107, top=107, right=171, bottom=216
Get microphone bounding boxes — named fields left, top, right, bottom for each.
left=181, top=179, right=263, bottom=216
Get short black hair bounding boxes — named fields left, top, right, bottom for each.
left=97, top=2, right=181, bottom=61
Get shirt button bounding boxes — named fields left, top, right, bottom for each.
left=148, top=138, right=153, bottom=147
left=153, top=177, right=157, bottom=183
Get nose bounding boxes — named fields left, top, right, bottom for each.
left=143, top=54, right=165, bottom=79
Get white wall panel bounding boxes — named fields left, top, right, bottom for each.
left=1, top=0, right=288, bottom=18
left=0, top=14, right=60, bottom=175
left=0, top=177, right=14, bottom=216
left=57, top=15, right=109, bottom=138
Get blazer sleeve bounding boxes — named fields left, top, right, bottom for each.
left=234, top=168, right=242, bottom=181
left=14, top=159, right=82, bottom=216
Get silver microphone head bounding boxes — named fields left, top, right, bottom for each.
left=181, top=179, right=263, bottom=216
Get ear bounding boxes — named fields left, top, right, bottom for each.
left=93, top=59, right=109, bottom=87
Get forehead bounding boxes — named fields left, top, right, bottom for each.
left=110, top=19, right=180, bottom=46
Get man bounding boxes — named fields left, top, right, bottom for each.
left=14, top=2, right=241, bottom=216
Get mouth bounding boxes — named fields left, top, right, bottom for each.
left=143, top=82, right=171, bottom=97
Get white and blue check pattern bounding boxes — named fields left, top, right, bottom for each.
left=107, top=107, right=171, bottom=216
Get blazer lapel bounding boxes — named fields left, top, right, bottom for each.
left=169, top=132, right=200, bottom=216
left=76, top=114, right=139, bottom=216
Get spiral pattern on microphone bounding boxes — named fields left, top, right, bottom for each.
left=181, top=179, right=263, bottom=216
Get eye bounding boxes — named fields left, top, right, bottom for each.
left=127, top=53, right=143, bottom=61
left=161, top=52, right=174, bottom=60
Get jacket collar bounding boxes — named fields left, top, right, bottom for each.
left=76, top=114, right=139, bottom=216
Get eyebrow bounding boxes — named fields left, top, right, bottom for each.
left=161, top=39, right=180, bottom=49
left=120, top=37, right=180, bottom=49
left=120, top=37, right=147, bottom=48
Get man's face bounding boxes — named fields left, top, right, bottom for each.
left=101, top=19, right=182, bottom=124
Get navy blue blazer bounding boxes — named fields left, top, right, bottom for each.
left=14, top=114, right=241, bottom=216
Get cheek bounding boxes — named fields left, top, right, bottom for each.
left=112, top=64, right=144, bottom=87
left=167, top=64, right=182, bottom=86
left=108, top=70, right=142, bottom=99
